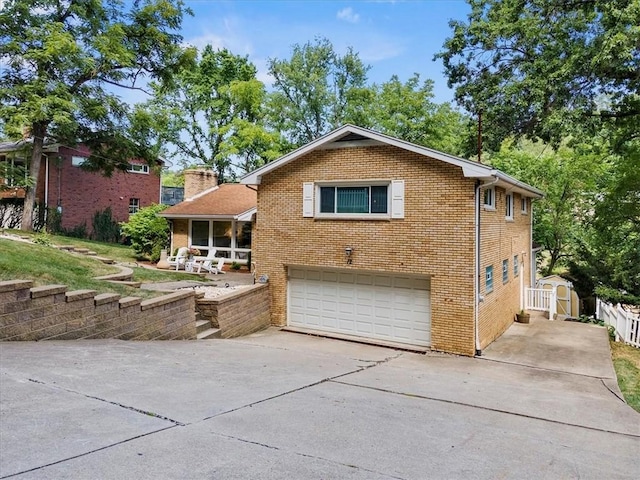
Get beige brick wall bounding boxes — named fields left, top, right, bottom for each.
left=254, top=145, right=478, bottom=356
left=478, top=189, right=532, bottom=349
left=171, top=219, right=189, bottom=254
left=0, top=280, right=196, bottom=341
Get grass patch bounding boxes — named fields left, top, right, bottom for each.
left=610, top=341, right=640, bottom=413
left=0, top=236, right=206, bottom=299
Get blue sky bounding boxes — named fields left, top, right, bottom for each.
left=179, top=0, right=471, bottom=104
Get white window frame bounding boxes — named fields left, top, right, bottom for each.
left=72, top=156, right=88, bottom=167
left=514, top=255, right=519, bottom=277
left=505, top=193, right=514, bottom=220
left=483, top=187, right=495, bottom=210
left=188, top=219, right=251, bottom=262
left=502, top=259, right=509, bottom=284
left=128, top=198, right=140, bottom=214
left=127, top=163, right=149, bottom=174
left=521, top=197, right=528, bottom=214
left=305, top=180, right=404, bottom=220
left=486, top=265, right=494, bottom=294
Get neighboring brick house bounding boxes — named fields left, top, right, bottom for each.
left=241, top=125, right=543, bottom=356
left=0, top=141, right=161, bottom=234
left=160, top=169, right=256, bottom=265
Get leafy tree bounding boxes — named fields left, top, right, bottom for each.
left=161, top=170, right=184, bottom=187
left=437, top=0, right=639, bottom=150
left=120, top=203, right=169, bottom=262
left=267, top=37, right=371, bottom=146
left=0, top=0, right=191, bottom=231
left=140, top=46, right=280, bottom=182
left=488, top=139, right=608, bottom=276
left=438, top=0, right=639, bottom=300
left=368, top=74, right=468, bottom=155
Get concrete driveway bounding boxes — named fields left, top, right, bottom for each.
left=1, top=321, right=638, bottom=479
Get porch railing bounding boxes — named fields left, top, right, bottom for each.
left=525, top=287, right=557, bottom=320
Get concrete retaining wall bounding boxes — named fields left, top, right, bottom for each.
left=0, top=280, right=196, bottom=341
left=196, top=283, right=270, bottom=338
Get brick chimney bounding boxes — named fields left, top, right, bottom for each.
left=183, top=168, right=219, bottom=199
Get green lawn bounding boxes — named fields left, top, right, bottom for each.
left=0, top=233, right=205, bottom=299
left=610, top=341, right=640, bottom=413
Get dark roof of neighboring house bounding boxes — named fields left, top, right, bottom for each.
left=160, top=184, right=257, bottom=219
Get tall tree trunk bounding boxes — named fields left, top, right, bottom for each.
left=20, top=122, right=48, bottom=232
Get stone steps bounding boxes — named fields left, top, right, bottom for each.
left=197, top=327, right=222, bottom=340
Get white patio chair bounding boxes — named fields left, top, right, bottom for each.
left=166, top=247, right=189, bottom=271
left=198, top=254, right=225, bottom=274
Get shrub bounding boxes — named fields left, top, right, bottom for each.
left=33, top=231, right=52, bottom=246
left=92, top=207, right=120, bottom=243
left=120, top=204, right=169, bottom=261
left=231, top=261, right=241, bottom=270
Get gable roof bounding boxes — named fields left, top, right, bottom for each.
left=159, top=183, right=257, bottom=220
left=240, top=124, right=543, bottom=198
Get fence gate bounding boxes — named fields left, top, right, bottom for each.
left=525, top=287, right=557, bottom=319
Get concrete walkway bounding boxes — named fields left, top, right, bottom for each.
left=1, top=325, right=638, bottom=479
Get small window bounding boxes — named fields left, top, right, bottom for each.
left=129, top=198, right=140, bottom=214
left=505, top=194, right=513, bottom=220
left=483, top=187, right=495, bottom=209
left=502, top=259, right=509, bottom=284
left=485, top=265, right=494, bottom=293
left=521, top=197, right=528, bottom=214
left=127, top=163, right=149, bottom=174
left=514, top=255, right=519, bottom=277
left=72, top=156, right=87, bottom=167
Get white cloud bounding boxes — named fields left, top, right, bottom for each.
left=337, top=7, right=360, bottom=24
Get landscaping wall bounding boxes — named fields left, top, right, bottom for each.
left=196, top=283, right=270, bottom=338
left=0, top=280, right=196, bottom=341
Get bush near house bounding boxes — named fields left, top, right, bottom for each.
left=120, top=204, right=169, bottom=262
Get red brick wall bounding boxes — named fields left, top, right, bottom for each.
left=35, top=146, right=160, bottom=234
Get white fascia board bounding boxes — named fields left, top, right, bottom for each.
left=235, top=207, right=257, bottom=221
left=493, top=170, right=544, bottom=198
left=240, top=124, right=542, bottom=198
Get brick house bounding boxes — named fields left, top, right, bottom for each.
left=241, top=125, right=543, bottom=356
left=0, top=141, right=161, bottom=234
left=160, top=169, right=256, bottom=265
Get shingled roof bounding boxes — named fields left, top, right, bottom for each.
left=159, top=184, right=256, bottom=219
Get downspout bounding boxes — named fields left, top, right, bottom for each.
left=44, top=154, right=49, bottom=224
left=475, top=175, right=499, bottom=356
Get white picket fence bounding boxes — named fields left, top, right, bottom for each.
left=596, top=298, right=640, bottom=348
left=525, top=287, right=557, bottom=319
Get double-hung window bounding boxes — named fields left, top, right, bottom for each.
left=129, top=198, right=140, bottom=214
left=505, top=194, right=514, bottom=220
left=502, top=259, right=509, bottom=284
left=514, top=255, right=519, bottom=276
left=485, top=266, right=494, bottom=293
left=483, top=187, right=495, bottom=209
left=521, top=197, right=528, bottom=214
left=305, top=180, right=404, bottom=219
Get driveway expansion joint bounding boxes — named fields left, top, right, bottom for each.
left=331, top=380, right=640, bottom=440
left=0, top=425, right=178, bottom=479
left=27, top=378, right=185, bottom=426
left=199, top=352, right=404, bottom=422
left=212, top=431, right=408, bottom=480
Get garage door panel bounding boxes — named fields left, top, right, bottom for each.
left=289, top=268, right=431, bottom=347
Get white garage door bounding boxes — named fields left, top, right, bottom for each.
left=288, top=267, right=431, bottom=347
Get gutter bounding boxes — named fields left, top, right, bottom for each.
left=475, top=175, right=499, bottom=356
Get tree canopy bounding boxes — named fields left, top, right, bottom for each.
left=0, top=0, right=191, bottom=230
left=140, top=46, right=283, bottom=182
left=439, top=0, right=640, bottom=299
left=437, top=0, right=640, bottom=150
left=267, top=37, right=372, bottom=147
